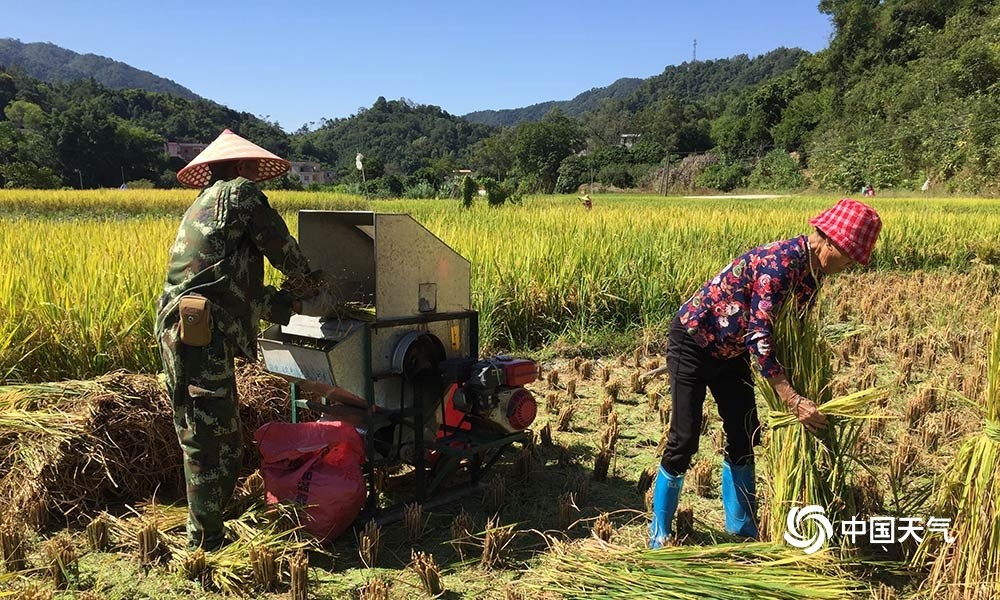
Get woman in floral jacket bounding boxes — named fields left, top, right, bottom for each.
left=648, top=198, right=882, bottom=547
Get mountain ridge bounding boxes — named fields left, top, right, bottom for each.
left=0, top=38, right=202, bottom=102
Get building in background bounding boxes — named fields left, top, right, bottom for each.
left=288, top=161, right=331, bottom=186
left=164, top=141, right=209, bottom=162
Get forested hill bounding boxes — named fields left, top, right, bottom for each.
left=292, top=97, right=496, bottom=177
left=462, top=48, right=808, bottom=127
left=0, top=39, right=202, bottom=101
left=0, top=69, right=287, bottom=188
left=463, top=77, right=643, bottom=127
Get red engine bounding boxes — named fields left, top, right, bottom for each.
left=442, top=356, right=539, bottom=433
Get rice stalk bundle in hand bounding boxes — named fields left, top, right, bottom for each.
left=525, top=539, right=860, bottom=600
left=758, top=304, right=883, bottom=542
left=913, top=312, right=1000, bottom=599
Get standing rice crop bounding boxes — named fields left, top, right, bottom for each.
left=913, top=312, right=1000, bottom=599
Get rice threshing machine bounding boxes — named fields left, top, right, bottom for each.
left=257, top=211, right=538, bottom=518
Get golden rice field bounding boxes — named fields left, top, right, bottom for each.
left=2, top=190, right=1000, bottom=599
left=1, top=189, right=999, bottom=383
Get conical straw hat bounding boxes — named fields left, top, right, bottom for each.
left=176, top=129, right=290, bottom=188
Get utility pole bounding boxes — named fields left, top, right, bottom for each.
left=693, top=39, right=697, bottom=63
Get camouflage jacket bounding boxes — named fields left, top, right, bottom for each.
left=155, top=177, right=312, bottom=360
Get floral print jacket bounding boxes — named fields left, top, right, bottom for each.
left=676, top=235, right=819, bottom=378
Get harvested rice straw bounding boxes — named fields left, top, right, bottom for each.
left=0, top=522, right=27, bottom=572
left=676, top=504, right=694, bottom=540
left=86, top=514, right=110, bottom=551
left=403, top=502, right=424, bottom=543
left=359, top=519, right=381, bottom=568
left=450, top=509, right=474, bottom=561
left=359, top=575, right=391, bottom=600
left=180, top=548, right=207, bottom=582
left=592, top=513, right=613, bottom=542
left=569, top=472, right=590, bottom=505
left=914, top=312, right=1000, bottom=599
left=555, top=405, right=574, bottom=432
left=249, top=544, right=277, bottom=592
left=289, top=550, right=308, bottom=600
left=0, top=408, right=85, bottom=439
left=480, top=517, right=516, bottom=569
left=483, top=477, right=506, bottom=514
left=525, top=539, right=861, bottom=599
left=691, top=459, right=714, bottom=498
left=593, top=449, right=612, bottom=482
left=409, top=550, right=444, bottom=595
left=637, top=465, right=656, bottom=495
left=43, top=534, right=77, bottom=589
left=558, top=492, right=579, bottom=529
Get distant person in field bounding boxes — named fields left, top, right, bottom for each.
left=864, top=184, right=875, bottom=197
left=155, top=129, right=335, bottom=551
left=580, top=193, right=593, bottom=209
left=645, top=198, right=882, bottom=547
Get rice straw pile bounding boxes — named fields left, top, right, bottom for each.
left=524, top=539, right=861, bottom=599
left=757, top=303, right=886, bottom=542
left=913, top=312, right=1000, bottom=599
left=0, top=362, right=290, bottom=525
left=100, top=480, right=322, bottom=595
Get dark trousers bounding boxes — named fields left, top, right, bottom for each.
left=660, top=316, right=760, bottom=476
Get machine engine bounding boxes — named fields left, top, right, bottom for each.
left=444, top=356, right=538, bottom=433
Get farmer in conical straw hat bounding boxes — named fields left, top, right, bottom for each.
left=646, top=198, right=882, bottom=547
left=155, top=129, right=337, bottom=550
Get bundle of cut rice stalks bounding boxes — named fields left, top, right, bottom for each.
left=0, top=363, right=289, bottom=525
left=107, top=491, right=321, bottom=595
left=757, top=304, right=887, bottom=543
left=912, top=313, right=1000, bottom=600
left=524, top=538, right=861, bottom=599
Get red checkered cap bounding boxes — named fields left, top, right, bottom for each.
left=809, top=198, right=882, bottom=265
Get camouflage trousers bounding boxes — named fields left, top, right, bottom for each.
left=158, top=321, right=243, bottom=551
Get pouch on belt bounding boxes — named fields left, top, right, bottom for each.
left=179, top=294, right=212, bottom=346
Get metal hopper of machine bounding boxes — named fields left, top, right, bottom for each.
left=258, top=211, right=537, bottom=515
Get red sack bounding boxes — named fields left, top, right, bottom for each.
left=255, top=420, right=367, bottom=541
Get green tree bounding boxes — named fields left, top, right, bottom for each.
left=462, top=175, right=476, bottom=208
left=510, top=109, right=585, bottom=193
left=0, top=161, right=60, bottom=188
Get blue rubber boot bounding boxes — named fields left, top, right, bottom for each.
left=721, top=460, right=759, bottom=538
left=648, top=465, right=684, bottom=548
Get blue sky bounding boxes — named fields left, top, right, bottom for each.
left=4, top=1, right=833, bottom=132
